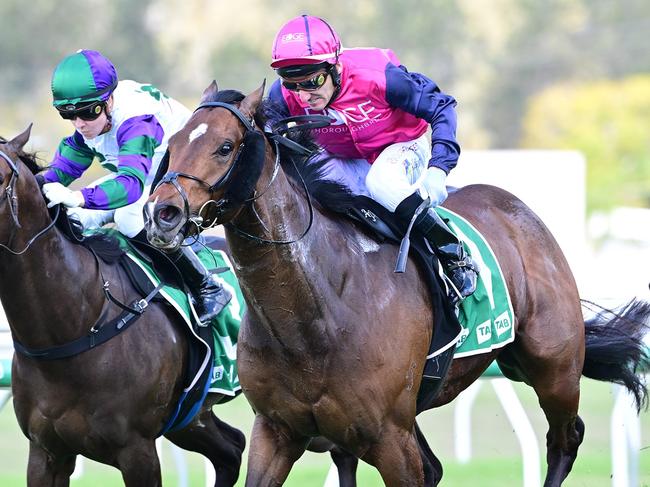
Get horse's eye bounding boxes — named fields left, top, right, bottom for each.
left=217, top=142, right=234, bottom=156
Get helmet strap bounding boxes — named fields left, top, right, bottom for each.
left=99, top=98, right=113, bottom=135
left=325, top=63, right=342, bottom=108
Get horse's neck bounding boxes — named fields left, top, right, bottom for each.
left=0, top=224, right=104, bottom=348
left=227, top=170, right=337, bottom=347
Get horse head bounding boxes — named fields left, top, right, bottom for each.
left=0, top=125, right=54, bottom=249
left=0, top=124, right=35, bottom=195
left=145, top=81, right=268, bottom=251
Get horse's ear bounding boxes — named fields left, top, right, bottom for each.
left=200, top=81, right=219, bottom=104
left=240, top=80, right=266, bottom=119
left=8, top=124, right=32, bottom=152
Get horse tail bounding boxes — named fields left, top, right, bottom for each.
left=581, top=299, right=650, bottom=412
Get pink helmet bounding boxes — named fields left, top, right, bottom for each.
left=271, top=15, right=341, bottom=69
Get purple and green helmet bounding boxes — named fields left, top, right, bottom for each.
left=51, top=49, right=118, bottom=108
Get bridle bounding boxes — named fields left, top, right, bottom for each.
left=154, top=101, right=327, bottom=245
left=155, top=102, right=280, bottom=231
left=0, top=149, right=58, bottom=255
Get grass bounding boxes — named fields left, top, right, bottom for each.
left=0, top=378, right=649, bottom=486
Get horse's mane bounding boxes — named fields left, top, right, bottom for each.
left=202, top=89, right=356, bottom=213
left=0, top=136, right=124, bottom=263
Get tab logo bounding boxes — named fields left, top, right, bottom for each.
left=494, top=311, right=512, bottom=337
left=212, top=365, right=224, bottom=382
left=457, top=327, right=470, bottom=347
left=476, top=319, right=492, bottom=345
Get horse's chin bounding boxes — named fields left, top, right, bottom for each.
left=146, top=229, right=185, bottom=252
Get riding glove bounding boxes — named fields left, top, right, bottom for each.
left=42, top=182, right=85, bottom=208
left=419, top=166, right=448, bottom=207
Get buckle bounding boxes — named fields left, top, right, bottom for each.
left=134, top=299, right=148, bottom=313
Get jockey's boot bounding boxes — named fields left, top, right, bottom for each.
left=172, top=246, right=232, bottom=324
left=396, top=193, right=478, bottom=301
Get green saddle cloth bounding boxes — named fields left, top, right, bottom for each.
left=109, top=232, right=244, bottom=396
left=435, top=207, right=515, bottom=358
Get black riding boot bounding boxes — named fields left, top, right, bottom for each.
left=172, top=246, right=232, bottom=323
left=395, top=193, right=478, bottom=300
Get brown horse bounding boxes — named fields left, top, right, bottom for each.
left=144, top=82, right=650, bottom=487
left=0, top=127, right=246, bottom=486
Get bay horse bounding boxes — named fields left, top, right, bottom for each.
left=145, top=81, right=650, bottom=487
left=0, top=127, right=246, bottom=486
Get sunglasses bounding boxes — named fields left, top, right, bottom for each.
left=57, top=101, right=105, bottom=121
left=282, top=72, right=329, bottom=92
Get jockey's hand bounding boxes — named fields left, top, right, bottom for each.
left=42, top=182, right=85, bottom=208
left=419, top=166, right=448, bottom=207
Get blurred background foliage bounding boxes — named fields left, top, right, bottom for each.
left=1, top=0, right=649, bottom=212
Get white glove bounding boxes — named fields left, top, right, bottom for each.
left=42, top=182, right=85, bottom=208
left=419, top=166, right=448, bottom=207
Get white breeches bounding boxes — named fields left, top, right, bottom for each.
left=364, top=132, right=432, bottom=212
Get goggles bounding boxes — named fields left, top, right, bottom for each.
left=282, top=72, right=329, bottom=92
left=57, top=101, right=105, bottom=121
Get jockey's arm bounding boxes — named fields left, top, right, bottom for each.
left=42, top=131, right=94, bottom=186
left=384, top=63, right=460, bottom=174
left=81, top=115, right=162, bottom=210
left=267, top=80, right=292, bottom=119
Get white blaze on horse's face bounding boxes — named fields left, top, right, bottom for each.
left=189, top=123, right=208, bottom=143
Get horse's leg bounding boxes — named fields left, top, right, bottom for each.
left=330, top=446, right=359, bottom=487
left=414, top=421, right=443, bottom=486
left=307, top=437, right=359, bottom=487
left=26, top=443, right=76, bottom=487
left=540, top=390, right=585, bottom=487
left=244, top=415, right=308, bottom=487
left=306, top=436, right=358, bottom=486
left=362, top=423, right=424, bottom=487
left=511, top=309, right=585, bottom=486
left=165, top=408, right=246, bottom=487
left=116, top=439, right=162, bottom=487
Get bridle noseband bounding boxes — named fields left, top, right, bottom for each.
left=0, top=149, right=59, bottom=255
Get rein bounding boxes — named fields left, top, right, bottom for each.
left=0, top=148, right=164, bottom=360
left=0, top=149, right=59, bottom=255
left=155, top=102, right=328, bottom=245
left=223, top=136, right=314, bottom=245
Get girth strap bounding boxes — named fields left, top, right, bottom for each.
left=13, top=281, right=164, bottom=361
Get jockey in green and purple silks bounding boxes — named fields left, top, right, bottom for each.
left=43, top=49, right=189, bottom=237
left=40, top=49, right=232, bottom=324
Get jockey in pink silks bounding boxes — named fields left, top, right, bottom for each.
left=268, top=14, right=478, bottom=300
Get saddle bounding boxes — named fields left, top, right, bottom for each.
left=120, top=236, right=222, bottom=434
left=345, top=196, right=462, bottom=411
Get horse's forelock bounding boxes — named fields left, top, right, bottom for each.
left=202, top=89, right=246, bottom=105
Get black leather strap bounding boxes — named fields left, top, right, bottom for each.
left=14, top=281, right=163, bottom=361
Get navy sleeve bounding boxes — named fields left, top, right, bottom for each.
left=267, top=80, right=291, bottom=119
left=385, top=63, right=460, bottom=173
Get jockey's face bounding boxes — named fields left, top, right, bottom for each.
left=283, top=68, right=337, bottom=111
left=69, top=96, right=113, bottom=139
